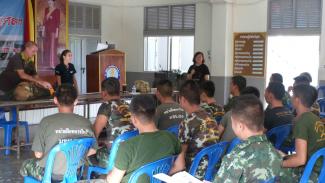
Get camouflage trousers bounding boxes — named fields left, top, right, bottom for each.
left=187, top=157, right=209, bottom=180
left=87, top=147, right=110, bottom=168
left=20, top=158, right=44, bottom=181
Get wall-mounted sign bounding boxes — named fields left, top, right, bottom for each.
left=233, top=32, right=266, bottom=77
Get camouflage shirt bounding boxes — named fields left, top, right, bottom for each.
left=200, top=102, right=224, bottom=119
left=97, top=99, right=134, bottom=142
left=179, top=109, right=220, bottom=169
left=214, top=135, right=294, bottom=183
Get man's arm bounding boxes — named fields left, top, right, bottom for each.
left=282, top=138, right=307, bottom=167
left=93, top=115, right=108, bottom=138
left=169, top=144, right=187, bottom=175
left=106, top=167, right=126, bottom=183
left=17, top=70, right=52, bottom=89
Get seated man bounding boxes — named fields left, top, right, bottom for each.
left=91, top=77, right=134, bottom=168
left=0, top=41, right=52, bottom=101
left=105, top=94, right=181, bottom=183
left=264, top=82, right=293, bottom=131
left=218, top=86, right=260, bottom=142
left=282, top=84, right=325, bottom=182
left=214, top=95, right=294, bottom=182
left=170, top=80, right=219, bottom=179
left=154, top=79, right=186, bottom=130
left=223, top=75, right=246, bottom=112
left=20, top=84, right=96, bottom=181
left=199, top=81, right=224, bottom=119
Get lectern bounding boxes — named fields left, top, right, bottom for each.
left=86, top=49, right=126, bottom=93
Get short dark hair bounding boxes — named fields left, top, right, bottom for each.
left=293, top=84, right=317, bottom=108
left=199, top=81, right=215, bottom=98
left=180, top=80, right=200, bottom=105
left=192, top=51, right=205, bottom=64
left=294, top=75, right=310, bottom=86
left=270, top=73, right=283, bottom=83
left=232, top=75, right=247, bottom=92
left=266, top=82, right=285, bottom=100
left=157, top=79, right=173, bottom=97
left=300, top=72, right=312, bottom=82
left=231, top=95, right=264, bottom=132
left=55, top=84, right=77, bottom=106
left=130, top=95, right=156, bottom=123
left=101, top=77, right=120, bottom=96
left=240, top=86, right=260, bottom=98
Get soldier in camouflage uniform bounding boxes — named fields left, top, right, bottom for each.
left=214, top=95, right=295, bottom=183
left=170, top=80, right=219, bottom=180
left=199, top=81, right=224, bottom=121
left=90, top=77, right=134, bottom=168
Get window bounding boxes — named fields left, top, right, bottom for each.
left=144, top=36, right=194, bottom=72
left=268, top=0, right=321, bottom=35
left=267, top=0, right=321, bottom=89
left=69, top=3, right=101, bottom=36
left=144, top=4, right=195, bottom=72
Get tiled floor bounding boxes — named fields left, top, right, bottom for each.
left=0, top=146, right=33, bottom=183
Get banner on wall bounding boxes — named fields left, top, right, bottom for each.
left=0, top=0, right=25, bottom=73
left=35, top=0, right=68, bottom=75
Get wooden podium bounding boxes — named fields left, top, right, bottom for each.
left=86, top=49, right=126, bottom=93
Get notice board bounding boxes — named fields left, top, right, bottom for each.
left=233, top=32, right=266, bottom=77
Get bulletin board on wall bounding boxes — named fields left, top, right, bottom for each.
left=233, top=32, right=267, bottom=77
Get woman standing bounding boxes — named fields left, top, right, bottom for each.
left=43, top=0, right=60, bottom=69
left=55, top=50, right=78, bottom=93
left=187, top=51, right=210, bottom=82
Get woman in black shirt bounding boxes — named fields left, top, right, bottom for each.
left=54, top=49, right=78, bottom=92
left=187, top=51, right=210, bottom=83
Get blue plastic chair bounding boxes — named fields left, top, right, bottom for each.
left=262, top=177, right=277, bottom=183
left=266, top=124, right=292, bottom=150
left=189, top=141, right=229, bottom=181
left=318, top=86, right=325, bottom=99
left=317, top=98, right=325, bottom=118
left=87, top=130, right=139, bottom=180
left=299, top=147, right=325, bottom=183
left=24, top=138, right=95, bottom=183
left=166, top=125, right=179, bottom=136
left=226, top=138, right=241, bottom=154
left=0, top=107, right=30, bottom=155
left=215, top=116, right=223, bottom=124
left=128, top=156, right=175, bottom=183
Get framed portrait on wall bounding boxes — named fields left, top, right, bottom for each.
left=35, top=0, right=68, bottom=77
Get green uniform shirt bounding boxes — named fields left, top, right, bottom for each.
left=293, top=112, right=325, bottom=173
left=200, top=102, right=224, bottom=119
left=220, top=111, right=237, bottom=142
left=154, top=102, right=186, bottom=130
left=113, top=131, right=181, bottom=183
left=97, top=99, right=134, bottom=142
left=32, top=113, right=97, bottom=176
left=214, top=135, right=294, bottom=183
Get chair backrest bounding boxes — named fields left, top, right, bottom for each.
left=262, top=177, right=277, bottom=183
left=318, top=86, right=325, bottom=99
left=166, top=125, right=179, bottom=136
left=299, top=147, right=325, bottom=183
left=317, top=98, right=325, bottom=114
left=189, top=141, right=229, bottom=181
left=0, top=108, right=7, bottom=122
left=266, top=124, right=292, bottom=149
left=42, top=138, right=95, bottom=183
left=128, top=156, right=175, bottom=183
left=107, top=130, right=139, bottom=171
left=226, top=138, right=241, bottom=154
